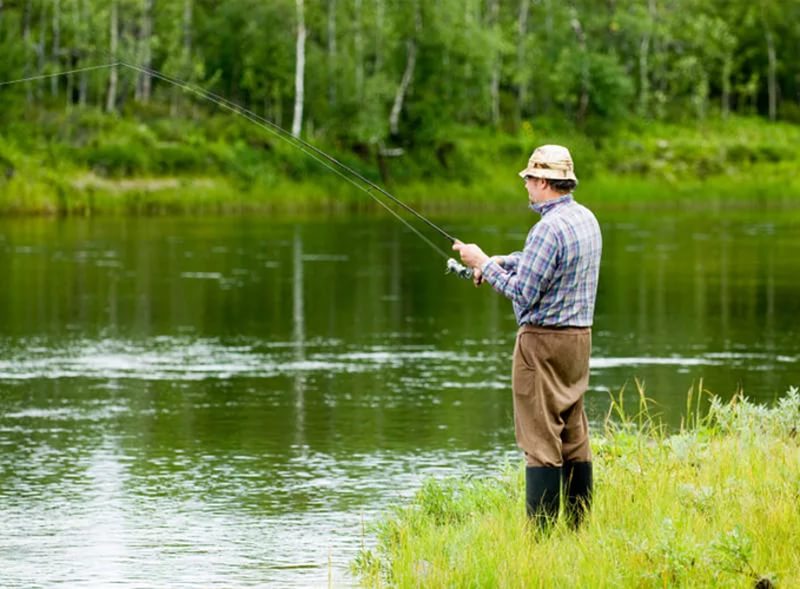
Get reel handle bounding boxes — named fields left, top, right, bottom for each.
left=445, top=258, right=474, bottom=280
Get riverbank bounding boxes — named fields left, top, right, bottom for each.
left=354, top=387, right=800, bottom=588
left=1, top=109, right=800, bottom=215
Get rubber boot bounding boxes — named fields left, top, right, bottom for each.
left=563, top=461, right=593, bottom=529
left=525, top=466, right=562, bottom=530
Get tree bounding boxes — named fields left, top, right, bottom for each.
left=388, top=0, right=420, bottom=137
left=136, top=0, right=154, bottom=103
left=106, top=0, right=118, bottom=112
left=291, top=0, right=306, bottom=137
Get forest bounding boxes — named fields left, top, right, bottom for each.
left=1, top=0, right=799, bottom=212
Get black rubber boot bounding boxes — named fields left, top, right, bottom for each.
left=563, top=461, right=593, bottom=529
left=525, top=466, right=562, bottom=530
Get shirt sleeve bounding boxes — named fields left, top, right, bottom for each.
left=481, top=222, right=560, bottom=307
left=499, top=252, right=522, bottom=272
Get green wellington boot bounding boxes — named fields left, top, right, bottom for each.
left=563, top=461, right=593, bottom=529
left=525, top=466, right=562, bottom=530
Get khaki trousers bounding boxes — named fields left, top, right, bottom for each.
left=512, top=324, right=592, bottom=467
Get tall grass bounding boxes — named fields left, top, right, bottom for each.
left=354, top=385, right=800, bottom=588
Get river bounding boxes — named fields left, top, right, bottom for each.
left=1, top=206, right=798, bottom=587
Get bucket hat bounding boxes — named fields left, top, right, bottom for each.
left=518, top=144, right=578, bottom=182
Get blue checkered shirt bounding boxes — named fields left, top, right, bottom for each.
left=481, top=194, right=602, bottom=327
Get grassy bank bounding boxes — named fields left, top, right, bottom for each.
left=1, top=107, right=800, bottom=214
left=354, top=387, right=800, bottom=588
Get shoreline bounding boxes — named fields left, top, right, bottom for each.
left=2, top=168, right=800, bottom=217
left=354, top=387, right=800, bottom=588
left=2, top=113, right=799, bottom=216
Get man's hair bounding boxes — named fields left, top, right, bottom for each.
left=544, top=178, right=577, bottom=194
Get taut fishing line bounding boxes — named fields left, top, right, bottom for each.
left=0, top=60, right=474, bottom=279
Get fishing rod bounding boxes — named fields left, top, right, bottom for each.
left=0, top=60, right=474, bottom=281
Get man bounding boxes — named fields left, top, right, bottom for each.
left=453, top=144, right=601, bottom=529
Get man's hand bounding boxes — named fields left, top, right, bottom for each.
left=452, top=241, right=490, bottom=277
left=471, top=266, right=484, bottom=287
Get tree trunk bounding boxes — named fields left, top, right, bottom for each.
left=389, top=2, right=420, bottom=136
left=542, top=0, right=553, bottom=111
left=354, top=0, right=363, bottom=102
left=138, top=0, right=154, bottom=103
left=51, top=0, right=60, bottom=96
left=516, top=0, right=530, bottom=124
left=23, top=0, right=33, bottom=104
left=463, top=0, right=473, bottom=83
left=764, top=25, right=777, bottom=121
left=183, top=0, right=192, bottom=56
left=488, top=0, right=500, bottom=126
left=637, top=0, right=657, bottom=117
left=374, top=0, right=384, bottom=73
left=291, top=0, right=306, bottom=138
left=171, top=0, right=192, bottom=115
left=327, top=0, right=336, bottom=107
left=106, top=0, right=118, bottom=112
left=721, top=56, right=732, bottom=119
left=78, top=0, right=88, bottom=105
left=389, top=39, right=416, bottom=135
left=37, top=1, right=46, bottom=100
left=570, top=8, right=590, bottom=125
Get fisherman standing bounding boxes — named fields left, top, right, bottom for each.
left=453, top=145, right=602, bottom=529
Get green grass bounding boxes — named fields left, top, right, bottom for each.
left=354, top=385, right=800, bottom=588
left=1, top=108, right=800, bottom=214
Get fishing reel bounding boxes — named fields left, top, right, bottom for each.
left=445, top=258, right=474, bottom=281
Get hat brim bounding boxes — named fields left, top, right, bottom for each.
left=518, top=167, right=578, bottom=182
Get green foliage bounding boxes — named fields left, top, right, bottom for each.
left=3, top=0, right=800, bottom=139
left=2, top=0, right=800, bottom=215
left=1, top=105, right=800, bottom=214
left=355, top=387, right=800, bottom=588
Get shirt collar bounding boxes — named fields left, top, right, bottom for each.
left=530, top=193, right=573, bottom=216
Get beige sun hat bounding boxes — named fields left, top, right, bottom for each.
left=518, top=144, right=578, bottom=182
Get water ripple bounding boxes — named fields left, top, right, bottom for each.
left=0, top=336, right=783, bottom=382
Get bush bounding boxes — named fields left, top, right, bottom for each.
left=85, top=143, right=149, bottom=177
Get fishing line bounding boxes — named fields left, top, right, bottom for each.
left=1, top=60, right=475, bottom=277
left=0, top=62, right=120, bottom=87
left=0, top=60, right=460, bottom=259
left=115, top=60, right=452, bottom=259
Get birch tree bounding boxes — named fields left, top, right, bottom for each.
left=106, top=0, right=118, bottom=112
left=77, top=0, right=88, bottom=105
left=291, top=0, right=306, bottom=138
left=353, top=0, right=363, bottom=102
left=171, top=0, right=193, bottom=114
left=327, top=0, right=336, bottom=107
left=389, top=0, right=420, bottom=136
left=374, top=0, right=384, bottom=73
left=637, top=0, right=656, bottom=116
left=136, top=0, right=154, bottom=103
left=487, top=0, right=500, bottom=126
left=569, top=6, right=589, bottom=125
left=761, top=8, right=777, bottom=121
left=22, top=0, right=33, bottom=104
left=51, top=0, right=60, bottom=96
left=37, top=1, right=46, bottom=99
left=516, top=0, right=530, bottom=123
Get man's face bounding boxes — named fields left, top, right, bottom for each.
left=524, top=175, right=545, bottom=204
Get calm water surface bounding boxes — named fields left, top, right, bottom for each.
left=1, top=207, right=798, bottom=587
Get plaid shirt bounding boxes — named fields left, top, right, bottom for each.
left=481, top=194, right=602, bottom=327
